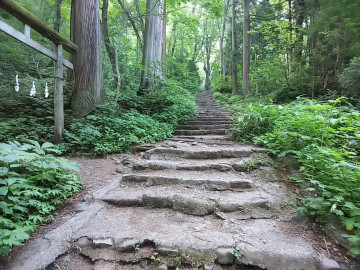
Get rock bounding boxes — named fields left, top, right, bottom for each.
left=76, top=237, right=91, bottom=248
left=191, top=142, right=198, bottom=146
left=173, top=195, right=216, bottom=216
left=158, top=264, right=168, bottom=270
left=122, top=159, right=133, bottom=166
left=211, top=164, right=233, bottom=172
left=257, top=166, right=281, bottom=182
left=157, top=247, right=179, bottom=256
left=320, top=257, right=341, bottom=270
left=216, top=248, right=235, bottom=265
left=142, top=193, right=173, bottom=208
left=116, top=239, right=140, bottom=252
left=139, top=259, right=148, bottom=269
left=92, top=238, right=114, bottom=248
left=74, top=202, right=87, bottom=213
left=203, top=264, right=214, bottom=270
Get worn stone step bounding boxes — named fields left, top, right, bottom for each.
left=121, top=170, right=254, bottom=191
left=143, top=145, right=266, bottom=160
left=174, top=129, right=228, bottom=135
left=101, top=185, right=288, bottom=217
left=186, top=120, right=232, bottom=125
left=130, top=157, right=265, bottom=172
left=178, top=124, right=231, bottom=130
left=62, top=207, right=318, bottom=270
left=194, top=117, right=231, bottom=121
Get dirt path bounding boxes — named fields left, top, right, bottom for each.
left=2, top=91, right=358, bottom=270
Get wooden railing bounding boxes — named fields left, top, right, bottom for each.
left=0, top=0, right=78, bottom=143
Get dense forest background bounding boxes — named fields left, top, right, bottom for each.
left=0, top=0, right=359, bottom=257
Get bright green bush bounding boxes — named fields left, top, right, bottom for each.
left=0, top=140, right=82, bottom=255
left=215, top=94, right=360, bottom=255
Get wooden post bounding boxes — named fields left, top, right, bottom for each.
left=54, top=45, right=64, bottom=143
left=24, top=23, right=30, bottom=37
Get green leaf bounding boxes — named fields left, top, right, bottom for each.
left=0, top=186, right=9, bottom=196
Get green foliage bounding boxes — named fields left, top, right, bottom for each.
left=0, top=140, right=81, bottom=255
left=216, top=93, right=360, bottom=254
left=339, top=57, right=360, bottom=99
left=63, top=110, right=172, bottom=155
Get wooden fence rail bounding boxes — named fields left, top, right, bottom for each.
left=0, top=0, right=78, bottom=143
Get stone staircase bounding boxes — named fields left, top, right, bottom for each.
left=6, top=90, right=322, bottom=270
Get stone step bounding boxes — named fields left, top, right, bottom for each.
left=101, top=185, right=288, bottom=217
left=143, top=145, right=266, bottom=160
left=130, top=157, right=262, bottom=172
left=61, top=207, right=318, bottom=270
left=174, top=129, right=228, bottom=135
left=179, top=124, right=231, bottom=130
left=194, top=117, right=231, bottom=121
left=186, top=120, right=232, bottom=125
left=121, top=170, right=254, bottom=191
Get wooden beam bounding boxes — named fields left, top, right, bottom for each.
left=0, top=20, right=73, bottom=69
left=54, top=45, right=64, bottom=143
left=0, top=0, right=78, bottom=53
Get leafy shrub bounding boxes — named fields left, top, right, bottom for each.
left=63, top=110, right=172, bottom=155
left=215, top=94, right=360, bottom=255
left=339, top=57, right=360, bottom=99
left=0, top=140, right=81, bottom=255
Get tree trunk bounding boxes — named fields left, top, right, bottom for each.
left=242, top=0, right=250, bottom=95
left=231, top=0, right=238, bottom=94
left=294, top=0, right=305, bottom=64
left=139, top=0, right=164, bottom=93
left=162, top=2, right=167, bottom=77
left=54, top=0, right=62, bottom=32
left=102, top=0, right=118, bottom=87
left=220, top=0, right=230, bottom=80
left=288, top=0, right=294, bottom=73
left=70, top=0, right=105, bottom=117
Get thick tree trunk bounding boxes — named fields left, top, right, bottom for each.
left=220, top=0, right=230, bottom=80
left=231, top=0, right=238, bottom=94
left=242, top=0, right=250, bottom=95
left=102, top=0, right=118, bottom=87
left=70, top=0, right=105, bottom=117
left=139, top=0, right=164, bottom=92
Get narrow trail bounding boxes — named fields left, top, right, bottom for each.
left=5, top=91, right=329, bottom=270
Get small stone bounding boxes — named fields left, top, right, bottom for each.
left=115, top=160, right=122, bottom=164
left=216, top=248, right=234, bottom=265
left=158, top=264, right=168, bottom=270
left=76, top=237, right=91, bottom=247
left=191, top=142, right=198, bottom=146
left=263, top=240, right=266, bottom=244
left=116, top=167, right=124, bottom=173
left=74, top=203, right=87, bottom=212
left=320, top=257, right=341, bottom=270
left=204, top=264, right=214, bottom=270
left=92, top=238, right=114, bottom=248
left=116, top=239, right=140, bottom=252
left=139, top=259, right=148, bottom=269
left=157, top=247, right=179, bottom=256
left=122, top=159, right=132, bottom=166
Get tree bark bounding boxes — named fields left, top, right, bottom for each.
left=102, top=0, right=118, bottom=87
left=294, top=0, right=305, bottom=63
left=220, top=0, right=230, bottom=80
left=54, top=0, right=62, bottom=32
left=139, top=0, right=164, bottom=93
left=232, top=0, right=238, bottom=94
left=70, top=0, right=105, bottom=117
left=242, top=0, right=250, bottom=95
left=288, top=0, right=294, bottom=73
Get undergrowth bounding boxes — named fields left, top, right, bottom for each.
left=0, top=80, right=198, bottom=155
left=0, top=140, right=81, bottom=255
left=215, top=92, right=360, bottom=255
